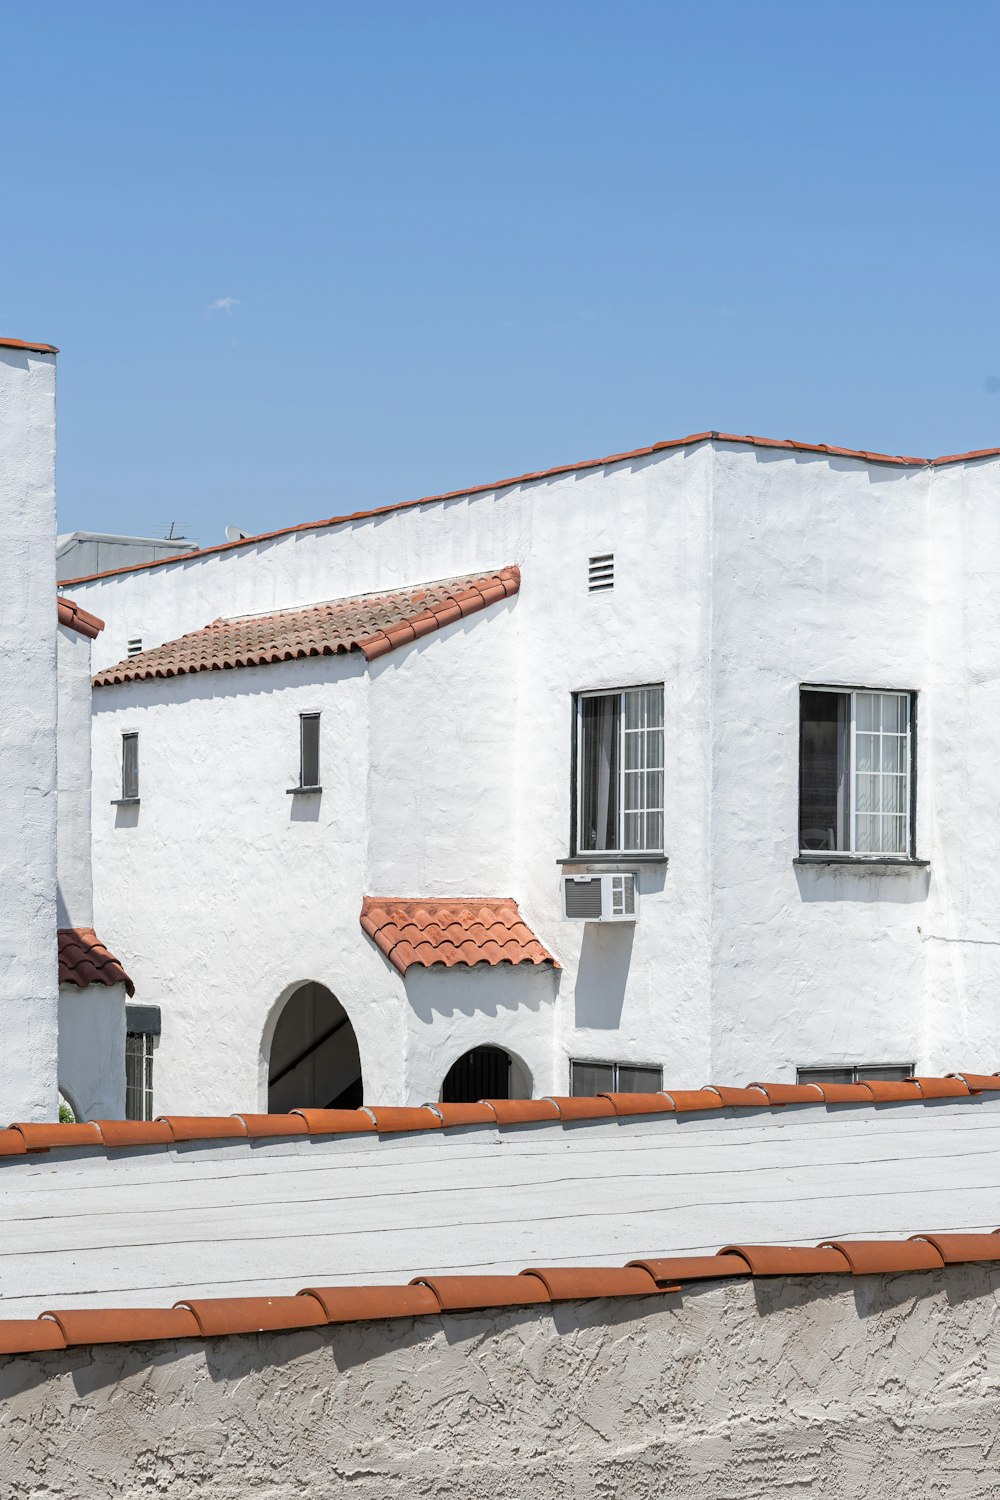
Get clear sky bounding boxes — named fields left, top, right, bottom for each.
left=4, top=2, right=999, bottom=546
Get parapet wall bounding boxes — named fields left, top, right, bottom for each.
left=2, top=1262, right=998, bottom=1498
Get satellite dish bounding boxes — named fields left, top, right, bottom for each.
left=225, top=525, right=248, bottom=542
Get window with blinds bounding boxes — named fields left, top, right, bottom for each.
left=576, top=685, right=664, bottom=854
left=799, top=688, right=913, bottom=855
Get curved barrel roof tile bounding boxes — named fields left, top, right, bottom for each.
left=360, top=896, right=558, bottom=975
left=57, top=928, right=134, bottom=997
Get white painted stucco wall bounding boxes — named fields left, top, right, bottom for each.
left=0, top=347, right=58, bottom=1122
left=2, top=1263, right=999, bottom=1497
left=76, top=441, right=1000, bottom=1114
left=56, top=622, right=94, bottom=928
left=57, top=985, right=125, bottom=1122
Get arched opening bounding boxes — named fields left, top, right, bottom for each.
left=440, top=1046, right=532, bottom=1104
left=267, top=982, right=363, bottom=1113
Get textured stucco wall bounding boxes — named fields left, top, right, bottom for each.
left=57, top=984, right=125, bottom=1121
left=2, top=1264, right=998, bottom=1498
left=0, top=347, right=58, bottom=1121
left=76, top=441, right=1000, bottom=1112
left=56, top=622, right=94, bottom=928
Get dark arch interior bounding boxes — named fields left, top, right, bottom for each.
left=268, top=982, right=363, bottom=1113
left=441, top=1045, right=511, bottom=1104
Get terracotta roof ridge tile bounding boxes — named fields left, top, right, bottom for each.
left=57, top=595, right=105, bottom=639
left=360, top=895, right=557, bottom=974
left=1, top=1227, right=997, bottom=1354
left=2, top=1070, right=996, bottom=1160
left=61, top=428, right=1000, bottom=589
left=57, top=927, right=134, bottom=998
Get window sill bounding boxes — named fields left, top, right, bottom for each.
left=558, top=854, right=668, bottom=867
left=286, top=785, right=323, bottom=795
left=794, top=853, right=929, bottom=872
left=111, top=797, right=140, bottom=806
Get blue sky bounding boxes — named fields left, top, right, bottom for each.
left=3, top=2, right=999, bottom=545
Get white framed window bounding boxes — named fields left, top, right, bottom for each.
left=121, top=732, right=139, bottom=801
left=125, top=1032, right=154, bottom=1121
left=575, top=684, right=664, bottom=854
left=799, top=687, right=913, bottom=856
left=571, top=1060, right=662, bottom=1095
left=299, top=713, right=320, bottom=789
left=797, top=1063, right=914, bottom=1086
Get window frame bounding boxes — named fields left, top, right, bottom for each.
left=798, top=684, right=917, bottom=858
left=797, top=1063, right=914, bottom=1086
left=571, top=682, right=665, bottom=858
left=299, top=711, right=321, bottom=790
left=570, top=1058, right=663, bottom=1096
left=125, top=1030, right=155, bottom=1121
left=121, top=731, right=139, bottom=802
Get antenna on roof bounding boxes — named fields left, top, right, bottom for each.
left=225, top=526, right=248, bottom=543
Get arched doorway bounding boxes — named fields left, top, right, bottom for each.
left=267, top=982, right=363, bottom=1113
left=441, top=1046, right=532, bottom=1104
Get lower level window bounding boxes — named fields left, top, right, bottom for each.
left=797, top=1063, right=914, bottom=1086
left=125, top=1032, right=155, bottom=1121
left=571, top=1059, right=662, bottom=1095
left=799, top=687, right=913, bottom=855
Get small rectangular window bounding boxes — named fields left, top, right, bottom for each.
left=122, top=733, right=139, bottom=800
left=576, top=685, right=664, bottom=854
left=797, top=1063, right=914, bottom=1086
left=125, top=1032, right=154, bottom=1121
left=299, top=713, right=320, bottom=788
left=571, top=1060, right=662, bottom=1095
left=799, top=688, right=913, bottom=855
left=588, top=553, right=614, bottom=592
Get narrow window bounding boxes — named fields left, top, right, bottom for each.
left=799, top=688, right=912, bottom=855
left=588, top=553, right=614, bottom=592
left=576, top=685, right=664, bottom=854
left=797, top=1063, right=914, bottom=1086
left=299, top=713, right=320, bottom=788
left=571, top=1060, right=662, bottom=1095
left=125, top=1032, right=154, bottom=1121
left=122, top=732, right=139, bottom=800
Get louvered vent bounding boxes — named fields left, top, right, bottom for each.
left=563, top=877, right=605, bottom=919
left=588, top=553, right=614, bottom=592
left=127, top=637, right=143, bottom=658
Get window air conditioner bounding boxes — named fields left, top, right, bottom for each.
left=561, top=872, right=639, bottom=922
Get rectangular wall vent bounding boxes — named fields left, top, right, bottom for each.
left=588, top=554, right=614, bottom=592
left=127, top=637, right=143, bottom=657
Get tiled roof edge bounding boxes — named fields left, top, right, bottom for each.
left=57, top=928, right=134, bottom=997
left=91, top=567, right=520, bottom=688
left=0, top=1072, right=996, bottom=1160
left=58, top=428, right=984, bottom=589
left=3, top=1227, right=998, bottom=1355
left=57, top=595, right=105, bottom=639
left=0, top=336, right=59, bottom=355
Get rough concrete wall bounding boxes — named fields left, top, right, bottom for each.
left=57, top=984, right=125, bottom=1120
left=0, top=347, right=58, bottom=1121
left=2, top=1264, right=998, bottom=1498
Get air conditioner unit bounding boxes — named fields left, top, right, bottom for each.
left=561, top=872, right=639, bottom=922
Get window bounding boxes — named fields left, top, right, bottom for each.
left=125, top=1032, right=154, bottom=1121
left=442, top=1046, right=512, bottom=1103
left=799, top=688, right=913, bottom=855
left=588, top=553, right=614, bottom=592
left=121, top=732, right=139, bottom=801
left=576, top=685, right=664, bottom=854
left=299, top=713, right=320, bottom=788
left=797, top=1063, right=914, bottom=1086
left=571, top=1060, right=662, bottom=1095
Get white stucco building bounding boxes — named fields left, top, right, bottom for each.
left=52, top=428, right=1000, bottom=1119
left=0, top=335, right=131, bottom=1125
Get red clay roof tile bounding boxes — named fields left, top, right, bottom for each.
left=809, top=1082, right=877, bottom=1104
left=0, top=336, right=58, bottom=354
left=11, top=1122, right=102, bottom=1151
left=302, top=1285, right=440, bottom=1322
left=863, top=1080, right=923, bottom=1102
left=0, top=1319, right=66, bottom=1354
left=411, top=1274, right=551, bottom=1311
left=44, top=1308, right=200, bottom=1345
left=706, top=1086, right=770, bottom=1108
left=627, top=1254, right=752, bottom=1283
left=362, top=1105, right=442, bottom=1134
left=819, top=1239, right=944, bottom=1274
left=522, top=1266, right=665, bottom=1299
left=57, top=927, right=134, bottom=997
left=288, top=1108, right=377, bottom=1135
left=427, top=1102, right=499, bottom=1127
left=746, top=1082, right=825, bottom=1105
left=57, top=595, right=104, bottom=639
left=93, top=567, right=520, bottom=687
left=484, top=1098, right=561, bottom=1124
left=659, top=1088, right=722, bottom=1113
left=720, top=1245, right=853, bottom=1276
left=914, top=1076, right=970, bottom=1098
left=361, top=897, right=557, bottom=975
left=96, top=1120, right=174, bottom=1147
left=950, top=1072, right=1000, bottom=1091
left=599, top=1092, right=676, bottom=1116
left=910, top=1233, right=1000, bottom=1264
left=544, top=1095, right=617, bottom=1121
left=0, top=1129, right=27, bottom=1157
left=234, top=1113, right=310, bottom=1138
left=155, top=1116, right=248, bottom=1142
left=177, top=1295, right=327, bottom=1337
